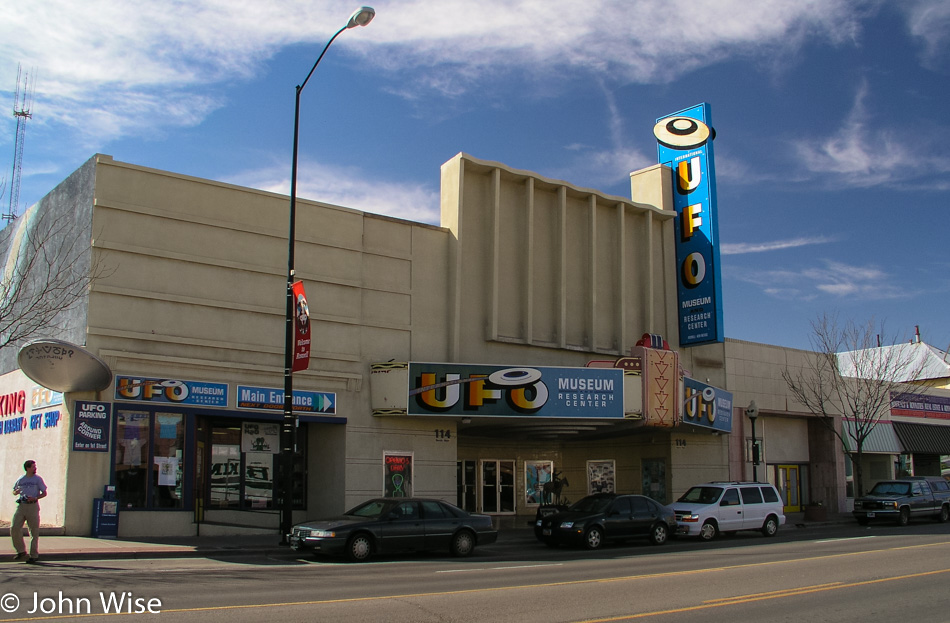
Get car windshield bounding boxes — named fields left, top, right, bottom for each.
left=346, top=500, right=389, bottom=519
left=868, top=482, right=911, bottom=496
left=568, top=496, right=614, bottom=513
left=677, top=486, right=723, bottom=504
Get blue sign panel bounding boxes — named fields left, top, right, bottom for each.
left=682, top=378, right=732, bottom=433
left=73, top=400, right=112, bottom=452
left=114, top=376, right=228, bottom=407
left=408, top=363, right=623, bottom=419
left=236, top=385, right=336, bottom=414
left=655, top=103, right=724, bottom=346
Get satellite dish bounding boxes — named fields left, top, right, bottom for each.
left=17, top=339, right=113, bottom=392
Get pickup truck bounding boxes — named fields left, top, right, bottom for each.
left=852, top=477, right=950, bottom=526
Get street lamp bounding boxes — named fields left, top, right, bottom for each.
left=281, top=6, right=375, bottom=545
left=745, top=401, right=759, bottom=481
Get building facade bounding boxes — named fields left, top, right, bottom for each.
left=2, top=151, right=946, bottom=537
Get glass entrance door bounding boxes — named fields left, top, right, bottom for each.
left=778, top=465, right=802, bottom=513
left=480, top=460, right=515, bottom=514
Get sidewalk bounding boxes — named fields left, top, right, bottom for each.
left=2, top=512, right=853, bottom=563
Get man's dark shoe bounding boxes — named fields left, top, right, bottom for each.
left=25, top=557, right=37, bottom=564
left=13, top=552, right=28, bottom=561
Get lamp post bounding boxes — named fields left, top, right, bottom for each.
left=281, top=6, right=375, bottom=545
left=745, top=401, right=759, bottom=482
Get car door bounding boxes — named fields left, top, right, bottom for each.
left=379, top=501, right=426, bottom=552
left=603, top=497, right=635, bottom=539
left=421, top=500, right=460, bottom=550
left=630, top=496, right=659, bottom=537
left=739, top=486, right=766, bottom=530
left=717, top=488, right=744, bottom=531
left=911, top=481, right=933, bottom=519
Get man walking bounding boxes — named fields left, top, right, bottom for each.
left=11, top=460, right=47, bottom=563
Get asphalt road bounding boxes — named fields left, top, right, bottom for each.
left=2, top=521, right=950, bottom=622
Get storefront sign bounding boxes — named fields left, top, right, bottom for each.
left=655, top=103, right=724, bottom=346
left=236, top=385, right=335, bottom=414
left=890, top=392, right=950, bottom=420
left=114, top=376, right=228, bottom=407
left=73, top=400, right=111, bottom=452
left=408, top=363, right=623, bottom=419
left=384, top=452, right=413, bottom=497
left=292, top=281, right=311, bottom=372
left=682, top=378, right=733, bottom=433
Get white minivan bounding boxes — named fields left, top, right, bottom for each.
left=673, top=481, right=786, bottom=540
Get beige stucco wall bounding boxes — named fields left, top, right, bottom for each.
left=80, top=155, right=460, bottom=532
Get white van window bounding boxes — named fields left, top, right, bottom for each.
left=740, top=487, right=764, bottom=504
left=720, top=488, right=740, bottom=506
left=761, top=486, right=779, bottom=503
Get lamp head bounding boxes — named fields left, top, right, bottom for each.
left=347, top=6, right=375, bottom=28
left=745, top=400, right=759, bottom=420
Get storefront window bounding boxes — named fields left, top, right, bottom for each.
left=115, top=411, right=150, bottom=508
left=207, top=422, right=303, bottom=510
left=115, top=409, right=186, bottom=510
left=152, top=413, right=184, bottom=508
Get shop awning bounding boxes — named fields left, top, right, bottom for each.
left=892, top=421, right=950, bottom=455
left=841, top=419, right=902, bottom=454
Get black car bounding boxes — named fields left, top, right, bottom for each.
left=289, top=498, right=498, bottom=562
left=535, top=493, right=675, bottom=549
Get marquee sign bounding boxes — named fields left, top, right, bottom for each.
left=655, top=103, right=724, bottom=346
left=408, top=363, right=623, bottom=419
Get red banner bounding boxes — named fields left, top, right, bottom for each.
left=292, top=281, right=311, bottom=372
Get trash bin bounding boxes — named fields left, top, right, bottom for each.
left=92, top=485, right=119, bottom=539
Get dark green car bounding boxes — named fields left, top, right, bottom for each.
left=535, top=493, right=675, bottom=549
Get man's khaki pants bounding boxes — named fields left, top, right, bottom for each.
left=11, top=502, right=40, bottom=558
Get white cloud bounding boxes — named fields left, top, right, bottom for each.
left=721, top=236, right=836, bottom=255
left=225, top=159, right=441, bottom=224
left=734, top=258, right=909, bottom=301
left=904, top=0, right=950, bottom=67
left=1, top=0, right=869, bottom=142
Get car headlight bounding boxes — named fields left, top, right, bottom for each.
left=678, top=514, right=700, bottom=522
left=886, top=502, right=898, bottom=510
left=559, top=521, right=574, bottom=529
left=309, top=529, right=336, bottom=538
left=535, top=519, right=542, bottom=526
left=853, top=501, right=863, bottom=509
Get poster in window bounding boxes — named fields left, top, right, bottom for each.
left=587, top=460, right=615, bottom=494
left=241, top=421, right=280, bottom=454
left=383, top=452, right=413, bottom=497
left=524, top=460, right=553, bottom=505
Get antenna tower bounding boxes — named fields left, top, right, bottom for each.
left=4, top=65, right=35, bottom=224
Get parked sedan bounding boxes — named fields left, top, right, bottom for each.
left=289, top=498, right=498, bottom=562
left=535, top=493, right=675, bottom=549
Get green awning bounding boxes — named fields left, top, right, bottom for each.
left=841, top=419, right=902, bottom=454
left=892, top=421, right=950, bottom=455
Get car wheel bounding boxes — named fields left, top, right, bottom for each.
left=584, top=527, right=604, bottom=550
left=346, top=534, right=373, bottom=562
left=450, top=530, right=475, bottom=557
left=699, top=520, right=718, bottom=541
left=897, top=507, right=910, bottom=527
left=938, top=505, right=949, bottom=523
left=761, top=515, right=779, bottom=537
left=649, top=523, right=669, bottom=545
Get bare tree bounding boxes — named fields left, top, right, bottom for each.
left=782, top=313, right=926, bottom=497
left=0, top=204, right=106, bottom=353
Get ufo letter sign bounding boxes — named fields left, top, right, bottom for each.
left=18, top=338, right=113, bottom=392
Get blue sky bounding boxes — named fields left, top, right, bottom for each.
left=1, top=0, right=948, bottom=352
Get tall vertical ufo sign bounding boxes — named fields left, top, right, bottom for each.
left=654, top=103, right=724, bottom=346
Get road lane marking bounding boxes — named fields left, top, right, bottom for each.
left=4, top=540, right=948, bottom=621
left=573, top=568, right=950, bottom=622
left=438, top=563, right=564, bottom=573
